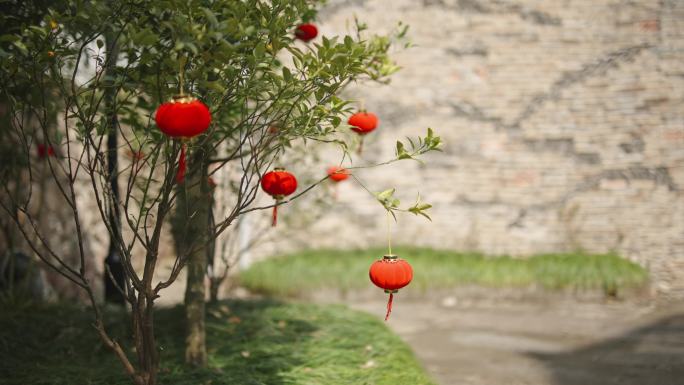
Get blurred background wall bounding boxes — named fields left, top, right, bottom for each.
left=261, top=0, right=684, bottom=297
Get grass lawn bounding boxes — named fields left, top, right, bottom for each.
left=0, top=300, right=435, bottom=385
left=239, top=247, right=649, bottom=297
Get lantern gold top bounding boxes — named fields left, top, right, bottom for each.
left=171, top=94, right=196, bottom=104
left=382, top=254, right=398, bottom=260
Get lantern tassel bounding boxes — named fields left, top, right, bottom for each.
left=176, top=144, right=187, bottom=184
left=384, top=292, right=393, bottom=321
left=357, top=137, right=364, bottom=155
left=272, top=201, right=278, bottom=227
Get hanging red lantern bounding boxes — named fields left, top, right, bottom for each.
left=36, top=143, right=55, bottom=158
left=261, top=168, right=298, bottom=226
left=155, top=95, right=211, bottom=183
left=369, top=254, right=413, bottom=321
left=348, top=111, right=379, bottom=154
left=294, top=23, right=318, bottom=42
left=155, top=96, right=211, bottom=138
left=348, top=111, right=378, bottom=135
left=327, top=166, right=350, bottom=182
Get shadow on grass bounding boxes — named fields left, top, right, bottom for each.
left=0, top=299, right=316, bottom=385
left=530, top=313, right=684, bottom=385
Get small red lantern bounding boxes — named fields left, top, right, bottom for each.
left=261, top=168, right=298, bottom=226
left=369, top=254, right=413, bottom=321
left=348, top=111, right=378, bottom=135
left=295, top=23, right=318, bottom=42
left=37, top=143, right=55, bottom=158
left=327, top=166, right=350, bottom=182
left=155, top=95, right=211, bottom=183
left=348, top=111, right=379, bottom=154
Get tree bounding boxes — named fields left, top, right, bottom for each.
left=0, top=0, right=439, bottom=384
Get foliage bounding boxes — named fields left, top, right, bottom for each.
left=239, top=247, right=649, bottom=296
left=0, top=300, right=436, bottom=385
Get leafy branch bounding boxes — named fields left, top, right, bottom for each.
left=350, top=128, right=441, bottom=220
left=374, top=189, right=433, bottom=221
left=395, top=127, right=442, bottom=162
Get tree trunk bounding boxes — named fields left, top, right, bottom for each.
left=172, top=142, right=211, bottom=367
left=209, top=276, right=220, bottom=304
left=184, top=248, right=206, bottom=366
left=128, top=296, right=159, bottom=385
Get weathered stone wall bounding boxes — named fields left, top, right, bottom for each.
left=262, top=0, right=684, bottom=296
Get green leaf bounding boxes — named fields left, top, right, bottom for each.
left=12, top=41, right=28, bottom=55
left=0, top=34, right=20, bottom=43
left=201, top=7, right=219, bottom=28
left=375, top=188, right=395, bottom=202
left=133, top=29, right=158, bottom=46
left=282, top=66, right=292, bottom=82
left=254, top=42, right=265, bottom=58
left=185, top=42, right=199, bottom=55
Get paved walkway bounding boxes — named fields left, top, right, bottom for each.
left=349, top=297, right=684, bottom=385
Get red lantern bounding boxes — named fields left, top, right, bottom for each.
left=261, top=168, right=298, bottom=226
left=155, top=96, right=211, bottom=138
left=369, top=254, right=413, bottom=321
left=155, top=95, right=211, bottom=183
left=294, top=23, right=318, bottom=42
left=348, top=111, right=379, bottom=154
left=37, top=143, right=55, bottom=158
left=327, top=166, right=350, bottom=182
left=348, top=112, right=378, bottom=135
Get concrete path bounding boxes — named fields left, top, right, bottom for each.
left=349, top=297, right=684, bottom=385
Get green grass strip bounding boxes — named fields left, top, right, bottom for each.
left=239, top=247, right=649, bottom=296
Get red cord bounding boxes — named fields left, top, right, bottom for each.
left=176, top=144, right=186, bottom=184
left=384, top=292, right=393, bottom=321
left=272, top=204, right=278, bottom=227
